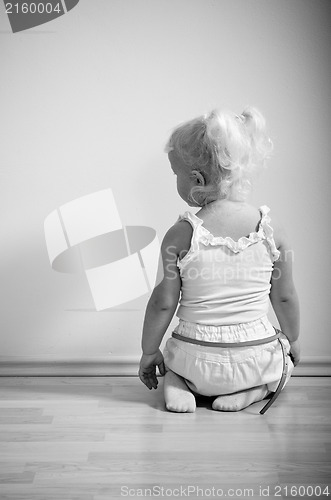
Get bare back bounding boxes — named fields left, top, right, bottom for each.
left=196, top=201, right=262, bottom=242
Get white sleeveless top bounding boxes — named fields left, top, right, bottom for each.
left=176, top=205, right=280, bottom=326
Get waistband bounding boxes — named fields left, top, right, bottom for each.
left=173, top=316, right=275, bottom=343
left=171, top=329, right=281, bottom=348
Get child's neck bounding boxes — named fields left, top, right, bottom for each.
left=204, top=198, right=245, bottom=209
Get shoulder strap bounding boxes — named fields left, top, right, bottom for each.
left=177, top=211, right=203, bottom=230
left=176, top=212, right=203, bottom=271
left=259, top=205, right=270, bottom=218
left=259, top=205, right=280, bottom=262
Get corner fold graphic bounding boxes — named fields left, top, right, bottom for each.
left=44, top=188, right=163, bottom=310
left=64, top=0, right=80, bottom=12
left=3, top=0, right=80, bottom=33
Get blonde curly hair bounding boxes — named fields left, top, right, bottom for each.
left=165, top=106, right=273, bottom=204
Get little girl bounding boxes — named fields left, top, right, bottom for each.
left=138, top=107, right=300, bottom=413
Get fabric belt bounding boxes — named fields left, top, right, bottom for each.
left=259, top=336, right=289, bottom=415
left=171, top=330, right=281, bottom=348
left=171, top=327, right=289, bottom=415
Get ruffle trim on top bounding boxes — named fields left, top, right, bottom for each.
left=177, top=205, right=280, bottom=269
left=258, top=205, right=281, bottom=262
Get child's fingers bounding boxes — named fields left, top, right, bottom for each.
left=138, top=367, right=151, bottom=387
left=145, top=374, right=158, bottom=390
left=158, top=360, right=166, bottom=376
left=139, top=367, right=158, bottom=390
left=138, top=371, right=148, bottom=388
left=140, top=373, right=154, bottom=390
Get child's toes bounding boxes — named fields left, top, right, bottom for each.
left=166, top=398, right=196, bottom=413
left=212, top=385, right=269, bottom=412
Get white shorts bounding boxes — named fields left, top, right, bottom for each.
left=163, top=316, right=294, bottom=396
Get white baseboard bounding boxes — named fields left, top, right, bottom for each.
left=0, top=356, right=330, bottom=377
left=0, top=356, right=139, bottom=376
left=292, top=357, right=331, bottom=376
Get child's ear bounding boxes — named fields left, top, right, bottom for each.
left=191, top=170, right=205, bottom=186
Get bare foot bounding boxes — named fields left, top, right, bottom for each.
left=164, top=371, right=196, bottom=413
left=212, top=385, right=269, bottom=412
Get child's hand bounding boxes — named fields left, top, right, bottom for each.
left=138, top=349, right=166, bottom=390
left=289, top=339, right=301, bottom=367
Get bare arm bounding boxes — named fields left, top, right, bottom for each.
left=141, top=225, right=182, bottom=354
left=139, top=221, right=191, bottom=388
left=270, top=225, right=300, bottom=365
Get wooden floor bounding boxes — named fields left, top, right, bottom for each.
left=0, top=377, right=330, bottom=500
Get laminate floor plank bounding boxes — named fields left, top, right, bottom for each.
left=0, top=376, right=330, bottom=500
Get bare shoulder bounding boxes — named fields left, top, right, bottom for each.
left=162, top=218, right=193, bottom=259
left=267, top=209, right=290, bottom=250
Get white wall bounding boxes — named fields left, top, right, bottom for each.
left=1, top=0, right=330, bottom=370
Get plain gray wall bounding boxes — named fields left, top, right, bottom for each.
left=1, top=0, right=330, bottom=362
